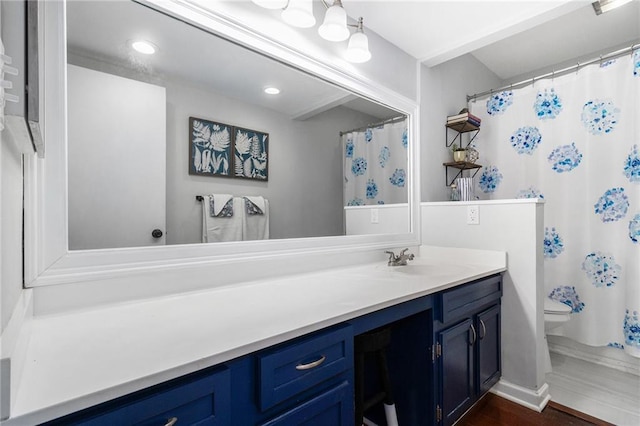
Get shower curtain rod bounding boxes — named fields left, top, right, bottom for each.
left=467, top=42, right=640, bottom=102
left=339, top=115, right=406, bottom=136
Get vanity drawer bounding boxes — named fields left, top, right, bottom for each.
left=438, top=274, right=502, bottom=323
left=45, top=366, right=231, bottom=425
left=258, top=324, right=353, bottom=411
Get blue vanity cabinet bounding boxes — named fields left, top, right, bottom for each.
left=39, top=274, right=503, bottom=426
left=438, top=318, right=475, bottom=425
left=255, top=324, right=354, bottom=425
left=259, top=380, right=352, bottom=426
left=41, top=366, right=231, bottom=426
left=477, top=304, right=501, bottom=395
left=434, top=274, right=502, bottom=426
left=224, top=324, right=354, bottom=426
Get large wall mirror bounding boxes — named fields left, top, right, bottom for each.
left=66, top=0, right=410, bottom=250
left=25, top=0, right=418, bottom=288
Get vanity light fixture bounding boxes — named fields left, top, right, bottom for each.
left=264, top=86, right=281, bottom=95
left=130, top=40, right=157, bottom=55
left=281, top=0, right=316, bottom=28
left=252, top=0, right=372, bottom=63
left=318, top=0, right=349, bottom=42
left=592, top=0, right=632, bottom=15
left=345, top=18, right=371, bottom=63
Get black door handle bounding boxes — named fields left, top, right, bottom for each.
left=152, top=229, right=163, bottom=238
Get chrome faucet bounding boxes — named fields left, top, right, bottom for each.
left=385, top=248, right=415, bottom=266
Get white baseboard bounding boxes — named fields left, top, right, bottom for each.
left=490, top=379, right=551, bottom=412
left=548, top=335, right=640, bottom=376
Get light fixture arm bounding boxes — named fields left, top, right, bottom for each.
left=347, top=17, right=364, bottom=31
left=320, top=0, right=342, bottom=9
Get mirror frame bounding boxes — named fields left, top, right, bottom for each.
left=24, top=0, right=421, bottom=289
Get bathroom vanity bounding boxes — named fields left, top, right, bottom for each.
left=3, top=249, right=505, bottom=426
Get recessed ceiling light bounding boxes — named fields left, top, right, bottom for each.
left=131, top=40, right=157, bottom=55
left=264, top=87, right=280, bottom=95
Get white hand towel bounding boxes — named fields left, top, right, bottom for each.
left=244, top=196, right=266, bottom=214
left=202, top=196, right=243, bottom=243
left=242, top=199, right=269, bottom=241
left=211, top=193, right=233, bottom=216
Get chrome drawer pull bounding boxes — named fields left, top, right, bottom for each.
left=295, top=355, right=326, bottom=370
left=479, top=319, right=486, bottom=340
left=469, top=324, right=477, bottom=346
left=164, top=417, right=178, bottom=426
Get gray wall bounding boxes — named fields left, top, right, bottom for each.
left=420, top=54, right=502, bottom=202
left=165, top=78, right=378, bottom=244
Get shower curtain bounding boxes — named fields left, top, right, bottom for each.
left=343, top=119, right=408, bottom=206
left=469, top=50, right=640, bottom=358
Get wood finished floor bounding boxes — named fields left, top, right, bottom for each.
left=456, top=393, right=614, bottom=426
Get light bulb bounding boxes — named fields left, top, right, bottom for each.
left=281, top=0, right=316, bottom=28
left=345, top=32, right=371, bottom=63
left=131, top=40, right=157, bottom=55
left=264, top=87, right=280, bottom=95
left=318, top=3, right=349, bottom=42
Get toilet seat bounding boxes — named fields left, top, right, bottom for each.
left=544, top=297, right=572, bottom=315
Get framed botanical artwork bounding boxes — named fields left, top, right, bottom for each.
left=189, top=117, right=233, bottom=177
left=234, top=126, right=269, bottom=181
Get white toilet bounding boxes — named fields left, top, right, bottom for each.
left=544, top=297, right=572, bottom=332
left=543, top=297, right=573, bottom=372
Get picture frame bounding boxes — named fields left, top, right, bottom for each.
left=233, top=126, right=269, bottom=181
left=188, top=117, right=233, bottom=177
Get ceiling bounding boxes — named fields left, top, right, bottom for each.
left=66, top=1, right=639, bottom=120
left=66, top=1, right=401, bottom=122
left=346, top=0, right=640, bottom=80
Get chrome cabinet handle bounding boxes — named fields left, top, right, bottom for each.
left=164, top=417, right=178, bottom=426
left=295, top=355, right=326, bottom=371
left=479, top=319, right=486, bottom=340
left=469, top=324, right=477, bottom=346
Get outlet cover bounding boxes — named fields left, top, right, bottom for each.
left=370, top=208, right=379, bottom=224
left=467, top=205, right=479, bottom=225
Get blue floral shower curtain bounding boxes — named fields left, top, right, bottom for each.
left=470, top=50, right=640, bottom=358
left=343, top=119, right=408, bottom=206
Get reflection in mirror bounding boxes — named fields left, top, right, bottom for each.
left=66, top=1, right=408, bottom=250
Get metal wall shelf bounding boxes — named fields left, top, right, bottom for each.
left=444, top=121, right=481, bottom=186
left=445, top=122, right=479, bottom=148
left=443, top=161, right=482, bottom=186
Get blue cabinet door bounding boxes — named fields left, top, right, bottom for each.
left=477, top=304, right=501, bottom=394
left=439, top=318, right=474, bottom=426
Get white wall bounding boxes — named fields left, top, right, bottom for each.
left=420, top=54, right=502, bottom=202
left=422, top=200, right=549, bottom=410
left=1, top=3, right=24, bottom=333
left=345, top=204, right=409, bottom=236
left=0, top=129, right=23, bottom=332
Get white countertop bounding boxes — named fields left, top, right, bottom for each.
left=3, top=246, right=505, bottom=425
